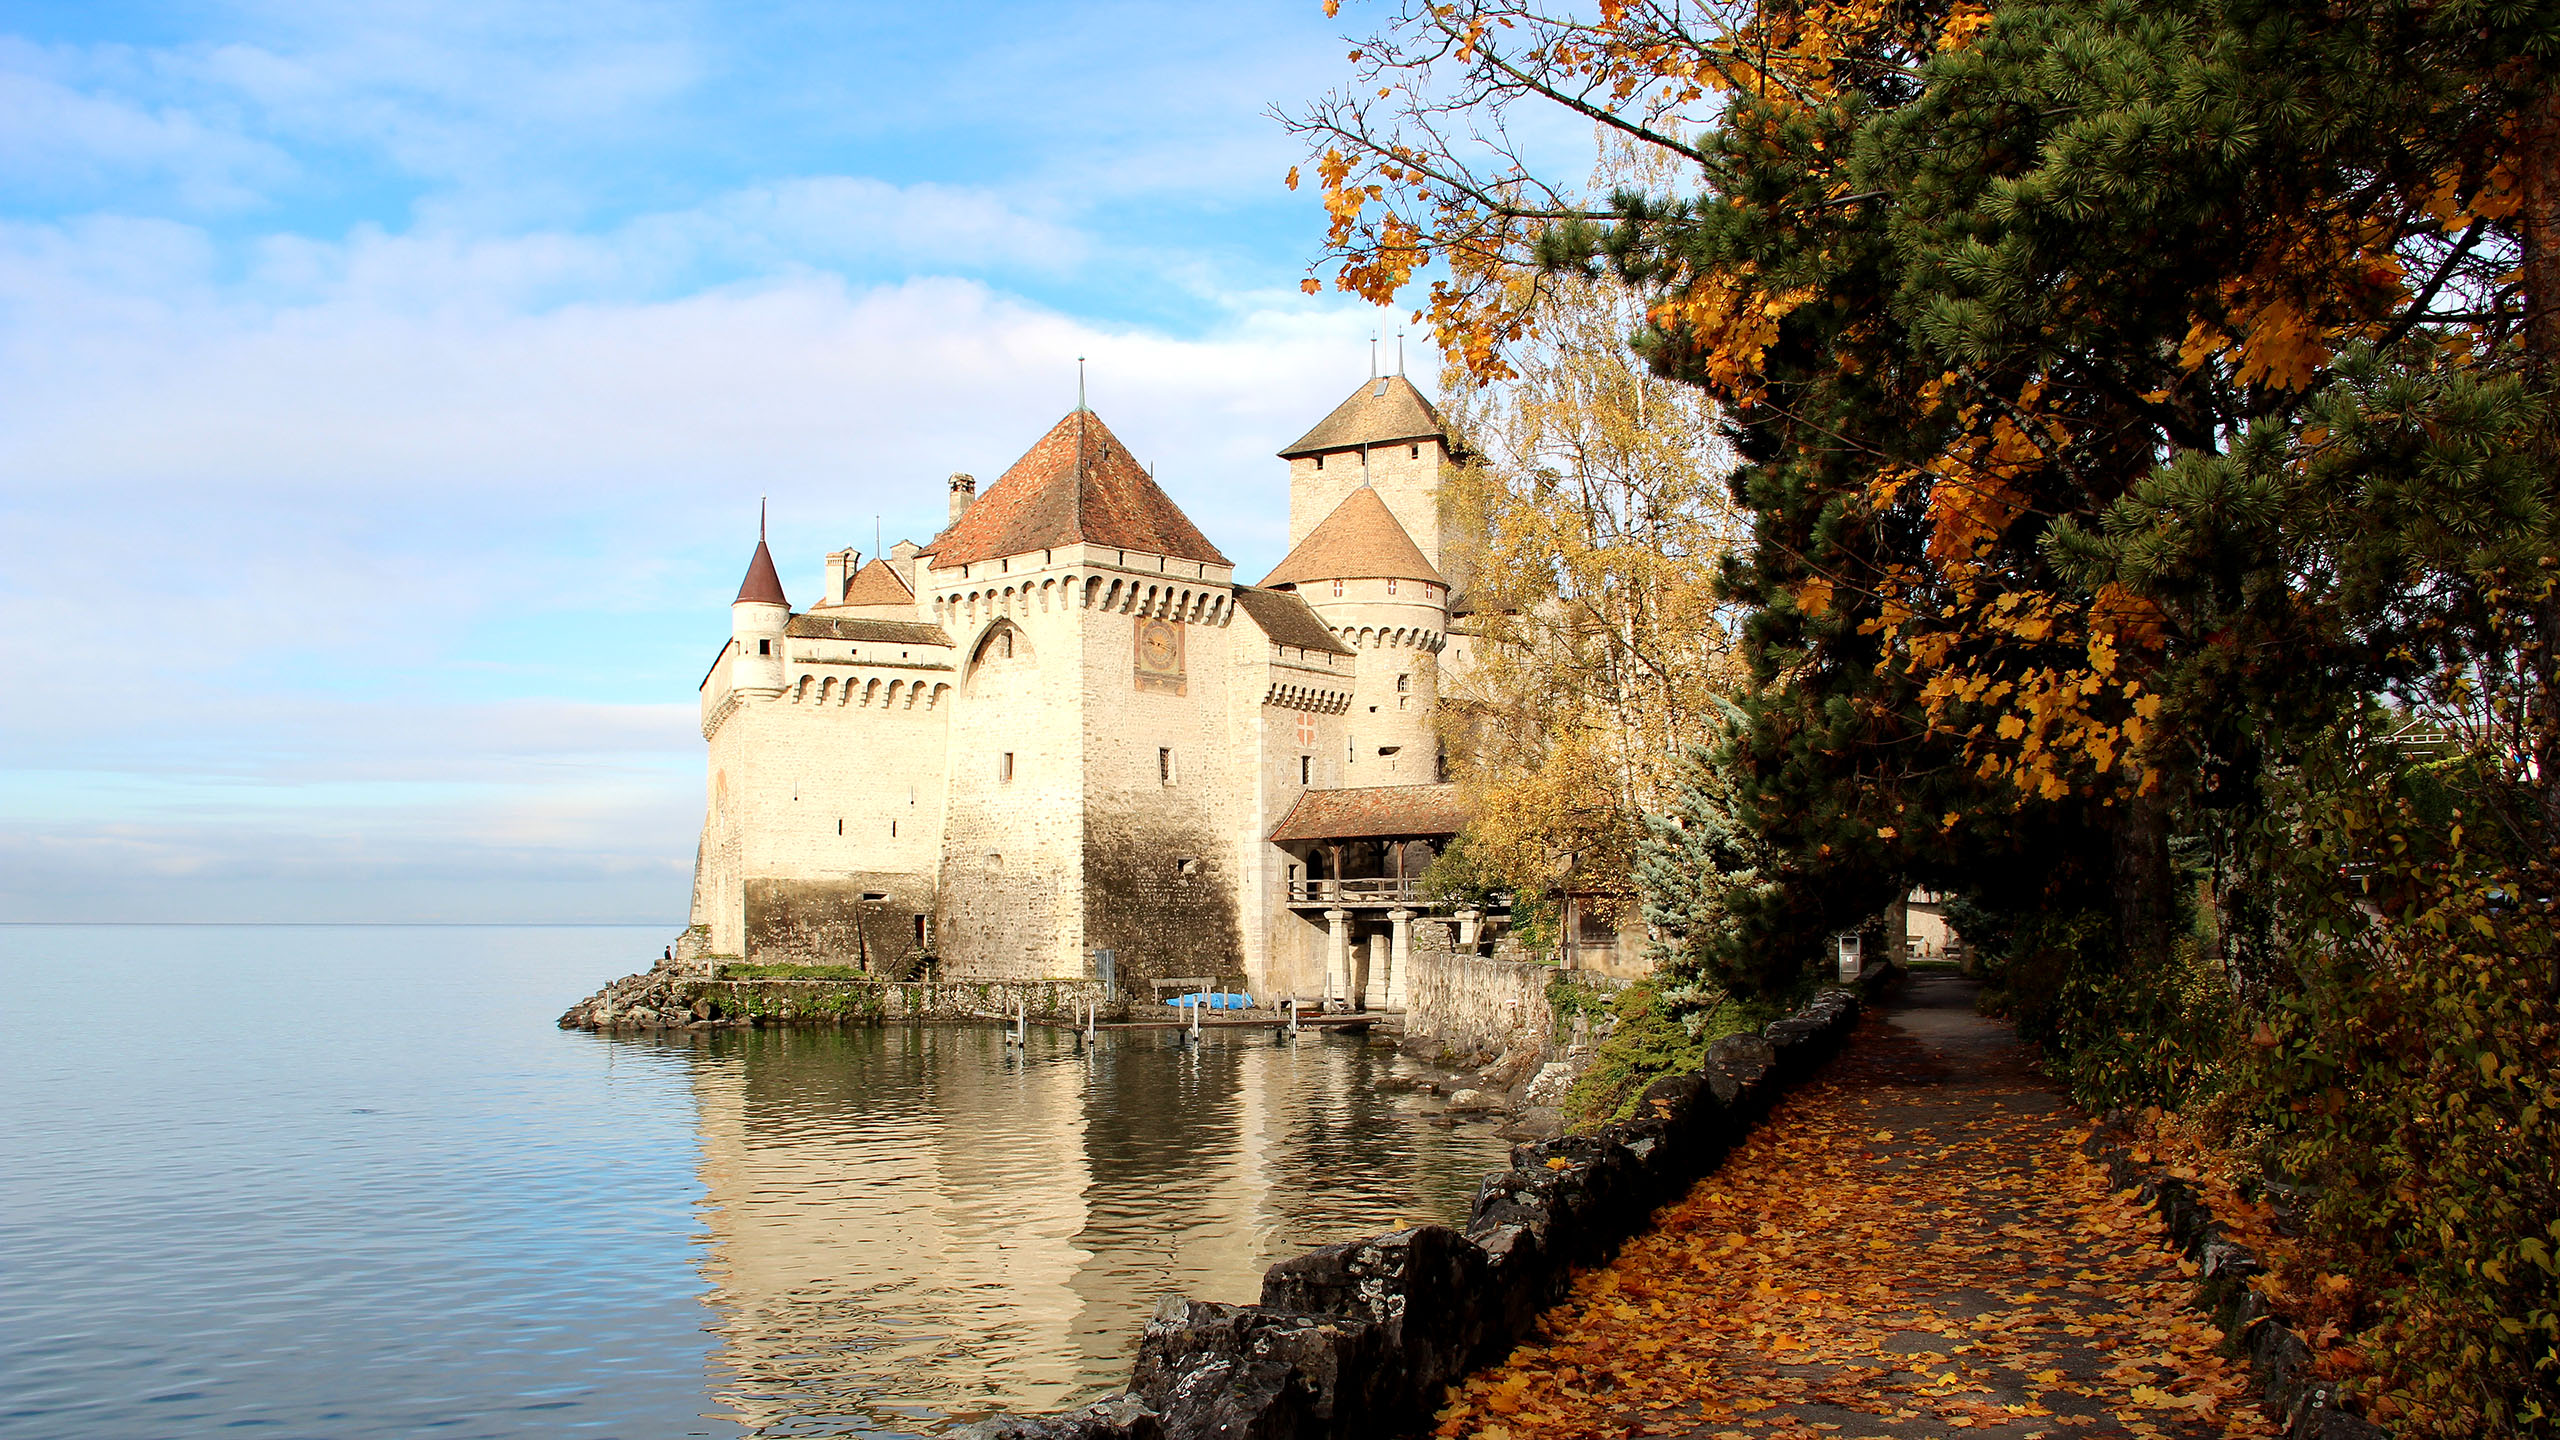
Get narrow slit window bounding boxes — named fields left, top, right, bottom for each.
left=1158, top=747, right=1175, bottom=785
left=1300, top=755, right=1311, bottom=785
left=999, top=752, right=1015, bottom=782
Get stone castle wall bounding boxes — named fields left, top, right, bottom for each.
left=705, top=648, right=954, bottom=962
left=937, top=600, right=1085, bottom=979
left=1401, top=922, right=1559, bottom=1060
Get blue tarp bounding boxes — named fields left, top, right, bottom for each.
left=1165, top=991, right=1255, bottom=1010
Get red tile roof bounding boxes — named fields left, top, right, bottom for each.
left=1268, top=784, right=1470, bottom=842
left=836, top=557, right=915, bottom=608
left=1280, top=375, right=1455, bottom=459
left=928, top=409, right=1230, bottom=569
left=736, top=539, right=787, bottom=606
left=1233, top=586, right=1352, bottom=655
left=786, top=615, right=952, bottom=646
left=1260, top=484, right=1448, bottom=588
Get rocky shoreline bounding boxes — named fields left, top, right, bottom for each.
left=556, top=959, right=1115, bottom=1032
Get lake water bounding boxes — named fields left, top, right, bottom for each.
left=0, top=926, right=1510, bottom=1439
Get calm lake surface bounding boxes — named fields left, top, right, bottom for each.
left=0, top=925, right=1510, bottom=1439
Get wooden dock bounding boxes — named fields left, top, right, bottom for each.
left=976, top=1010, right=1379, bottom=1034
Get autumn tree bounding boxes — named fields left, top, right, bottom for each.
left=1435, top=270, right=1749, bottom=909
left=1289, top=1, right=2560, bottom=1427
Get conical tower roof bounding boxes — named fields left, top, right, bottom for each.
left=736, top=538, right=787, bottom=606
left=929, top=409, right=1229, bottom=569
left=1259, top=483, right=1447, bottom=589
left=1279, top=374, right=1455, bottom=459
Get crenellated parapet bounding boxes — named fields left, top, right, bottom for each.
left=931, top=570, right=1238, bottom=628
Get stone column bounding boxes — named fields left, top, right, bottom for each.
left=1386, top=907, right=1414, bottom=1009
left=1324, top=908, right=1351, bottom=1003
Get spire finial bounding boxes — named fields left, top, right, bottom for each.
left=759, top=495, right=767, bottom=541
left=1369, top=332, right=1378, bottom=379
left=1078, top=355, right=1087, bottom=413
left=1396, top=330, right=1405, bottom=376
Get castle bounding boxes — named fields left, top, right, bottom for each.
left=687, top=374, right=1485, bottom=1006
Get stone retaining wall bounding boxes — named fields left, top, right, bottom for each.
left=957, top=983, right=1872, bottom=1440
left=1403, top=922, right=1629, bottom=1062
left=2083, top=1123, right=2389, bottom=1440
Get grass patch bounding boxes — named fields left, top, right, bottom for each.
left=1561, top=977, right=1764, bottom=1127
left=715, top=964, right=882, bottom=981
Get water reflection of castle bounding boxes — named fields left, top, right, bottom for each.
left=682, top=1026, right=1498, bottom=1431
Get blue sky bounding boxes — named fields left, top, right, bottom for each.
left=0, top=1, right=1504, bottom=923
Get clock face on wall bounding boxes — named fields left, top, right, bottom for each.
left=1134, top=617, right=1186, bottom=694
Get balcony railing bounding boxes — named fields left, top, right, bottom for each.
left=1287, top=877, right=1424, bottom=905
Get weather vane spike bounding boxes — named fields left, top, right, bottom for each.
left=1078, top=356, right=1087, bottom=413
left=1370, top=332, right=1378, bottom=378
left=1396, top=330, right=1405, bottom=376
left=759, top=495, right=767, bottom=541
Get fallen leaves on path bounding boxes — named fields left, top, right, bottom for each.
left=1435, top=1009, right=2277, bottom=1439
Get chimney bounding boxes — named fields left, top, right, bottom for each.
left=948, top=472, right=977, bottom=525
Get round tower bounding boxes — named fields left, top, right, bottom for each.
left=1259, top=483, right=1451, bottom=786
left=732, top=529, right=790, bottom=697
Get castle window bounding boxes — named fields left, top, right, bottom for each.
left=999, top=752, right=1015, bottom=782
left=1386, top=578, right=1397, bottom=595
left=1331, top=579, right=1344, bottom=597
left=914, top=914, right=931, bottom=947
left=1300, top=755, right=1311, bottom=785
left=1410, top=444, right=1420, bottom=459
left=838, top=819, right=844, bottom=835
left=890, top=820, right=897, bottom=837
left=1000, top=629, right=1014, bottom=658
left=1396, top=674, right=1410, bottom=693
left=1315, top=454, right=1325, bottom=470
left=1159, top=747, right=1176, bottom=785
left=758, top=639, right=772, bottom=655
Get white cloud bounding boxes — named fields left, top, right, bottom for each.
left=0, top=63, right=295, bottom=210
left=0, top=199, right=1401, bottom=920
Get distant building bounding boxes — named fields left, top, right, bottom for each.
left=687, top=375, right=1482, bottom=1004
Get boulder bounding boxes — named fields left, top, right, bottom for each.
left=1521, top=1062, right=1576, bottom=1109
left=1495, top=1106, right=1566, bottom=1141
left=1707, top=1034, right=1775, bottom=1087
left=1444, top=1088, right=1506, bottom=1114
left=949, top=1393, right=1163, bottom=1440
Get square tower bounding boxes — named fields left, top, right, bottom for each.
left=1279, top=374, right=1463, bottom=582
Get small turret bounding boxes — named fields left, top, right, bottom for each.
left=732, top=520, right=789, bottom=697
left=948, top=472, right=977, bottom=526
